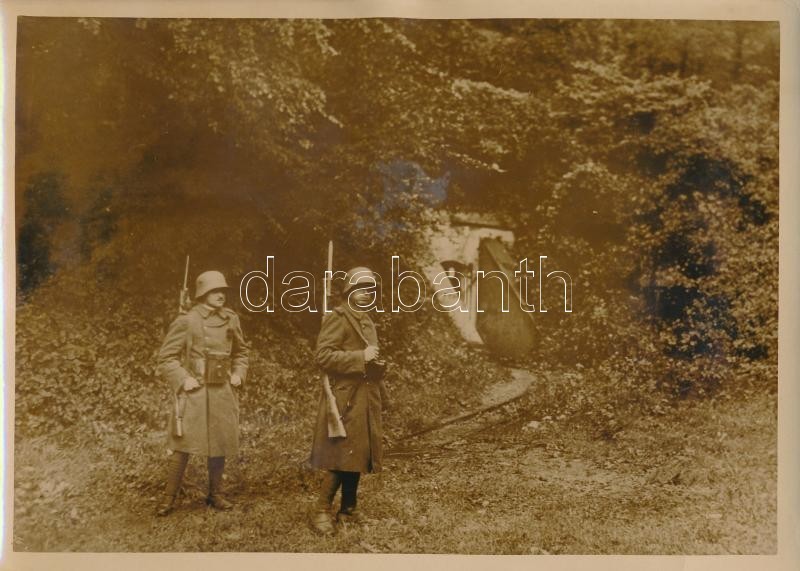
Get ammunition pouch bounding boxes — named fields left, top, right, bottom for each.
left=205, top=351, right=232, bottom=385
left=365, top=359, right=386, bottom=382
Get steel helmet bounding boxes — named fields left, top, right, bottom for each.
left=342, top=266, right=376, bottom=293
left=195, top=270, right=230, bottom=299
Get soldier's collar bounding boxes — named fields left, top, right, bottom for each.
left=341, top=302, right=371, bottom=322
left=196, top=304, right=226, bottom=318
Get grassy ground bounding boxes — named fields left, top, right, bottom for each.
left=12, top=367, right=776, bottom=554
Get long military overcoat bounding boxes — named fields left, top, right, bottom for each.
left=157, top=304, right=249, bottom=457
left=310, top=304, right=384, bottom=473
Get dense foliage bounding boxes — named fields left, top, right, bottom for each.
left=14, top=18, right=778, bottom=438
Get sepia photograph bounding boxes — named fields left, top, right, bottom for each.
left=4, top=1, right=791, bottom=561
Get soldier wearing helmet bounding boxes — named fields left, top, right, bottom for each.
left=309, top=266, right=388, bottom=534
left=155, top=270, right=250, bottom=516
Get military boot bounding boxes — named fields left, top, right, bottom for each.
left=156, top=451, right=189, bottom=517
left=310, top=471, right=341, bottom=535
left=336, top=507, right=365, bottom=525
left=207, top=456, right=233, bottom=510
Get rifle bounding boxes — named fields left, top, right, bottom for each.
left=322, top=240, right=347, bottom=438
left=179, top=255, right=191, bottom=314
left=167, top=256, right=192, bottom=439
left=174, top=393, right=186, bottom=437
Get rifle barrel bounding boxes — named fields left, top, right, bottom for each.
left=326, top=241, right=333, bottom=300
left=182, top=255, right=190, bottom=289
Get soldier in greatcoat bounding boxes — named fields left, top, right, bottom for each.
left=309, top=267, right=387, bottom=534
left=155, top=270, right=250, bottom=516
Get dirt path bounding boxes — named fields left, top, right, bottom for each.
left=391, top=367, right=535, bottom=442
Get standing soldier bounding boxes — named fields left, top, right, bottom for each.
left=309, top=267, right=387, bottom=534
left=155, top=270, right=250, bottom=516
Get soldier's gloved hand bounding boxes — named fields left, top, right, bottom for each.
left=364, top=345, right=380, bottom=362
left=230, top=374, right=242, bottom=387
left=183, top=377, right=201, bottom=392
